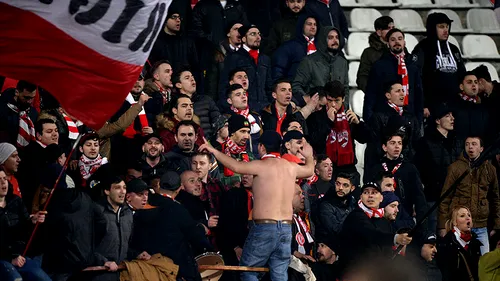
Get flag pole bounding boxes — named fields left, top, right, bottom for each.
left=23, top=133, right=83, bottom=256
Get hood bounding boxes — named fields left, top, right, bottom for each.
left=143, top=78, right=160, bottom=95
left=156, top=114, right=201, bottom=131
left=425, top=12, right=453, bottom=40
left=316, top=26, right=345, bottom=55
left=368, top=32, right=387, bottom=51
left=295, top=14, right=321, bottom=42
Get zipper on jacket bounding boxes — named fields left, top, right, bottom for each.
left=117, top=207, right=122, bottom=261
left=327, top=4, right=334, bottom=26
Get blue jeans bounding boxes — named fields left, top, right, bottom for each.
left=0, top=256, right=51, bottom=281
left=472, top=227, right=490, bottom=255
left=240, top=221, right=292, bottom=281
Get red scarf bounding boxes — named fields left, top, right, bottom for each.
left=305, top=36, right=317, bottom=55
left=275, top=104, right=287, bottom=135
left=7, top=103, right=35, bottom=148
left=358, top=200, right=385, bottom=218
left=387, top=102, right=403, bottom=116
left=394, top=53, right=409, bottom=106
left=453, top=226, right=472, bottom=250
left=325, top=106, right=354, bottom=166
left=223, top=139, right=249, bottom=177
left=123, top=93, right=149, bottom=138
left=248, top=49, right=259, bottom=65
left=63, top=113, right=80, bottom=140
left=231, top=106, right=250, bottom=118
left=459, top=92, right=478, bottom=103
left=261, top=152, right=281, bottom=160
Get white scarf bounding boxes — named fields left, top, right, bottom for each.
left=358, top=200, right=385, bottom=218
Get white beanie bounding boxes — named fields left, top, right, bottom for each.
left=0, top=143, right=17, bottom=165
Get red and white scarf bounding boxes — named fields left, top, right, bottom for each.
left=459, top=92, right=478, bottom=104
left=7, top=103, right=35, bottom=147
left=62, top=113, right=81, bottom=140
left=231, top=106, right=250, bottom=118
left=388, top=102, right=403, bottom=116
left=382, top=162, right=402, bottom=189
left=261, top=152, right=281, bottom=160
left=224, top=138, right=247, bottom=156
left=79, top=154, right=108, bottom=180
left=293, top=213, right=314, bottom=254
left=154, top=81, right=170, bottom=105
left=394, top=53, right=409, bottom=106
left=326, top=106, right=354, bottom=166
left=275, top=104, right=287, bottom=135
left=305, top=36, right=317, bottom=55
left=123, top=93, right=149, bottom=138
left=358, top=200, right=385, bottom=218
left=453, top=226, right=472, bottom=250
left=231, top=106, right=260, bottom=134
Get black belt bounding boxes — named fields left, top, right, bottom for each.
left=253, top=219, right=293, bottom=225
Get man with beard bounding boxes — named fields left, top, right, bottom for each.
left=225, top=84, right=263, bottom=158
left=173, top=67, right=220, bottom=137
left=411, top=233, right=441, bottom=281
left=156, top=94, right=205, bottom=152
left=293, top=27, right=348, bottom=108
left=315, top=172, right=356, bottom=240
left=0, top=80, right=38, bottom=147
left=311, top=236, right=340, bottom=281
left=139, top=133, right=171, bottom=184
left=381, top=192, right=400, bottom=223
left=220, top=115, right=253, bottom=187
left=219, top=25, right=273, bottom=112
left=364, top=28, right=423, bottom=124
left=165, top=120, right=204, bottom=174
left=265, top=0, right=306, bottom=56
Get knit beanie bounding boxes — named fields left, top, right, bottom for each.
left=228, top=114, right=250, bottom=135
left=0, top=143, right=16, bottom=165
left=380, top=191, right=400, bottom=208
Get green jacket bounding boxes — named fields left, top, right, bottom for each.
left=479, top=248, right=500, bottom=281
left=356, top=32, right=387, bottom=93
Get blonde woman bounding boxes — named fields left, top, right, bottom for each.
left=437, top=206, right=481, bottom=281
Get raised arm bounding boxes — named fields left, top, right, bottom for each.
left=295, top=142, right=314, bottom=179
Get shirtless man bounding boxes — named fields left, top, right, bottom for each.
left=199, top=130, right=314, bottom=281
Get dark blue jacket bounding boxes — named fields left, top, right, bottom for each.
left=304, top=0, right=349, bottom=39
left=363, top=50, right=424, bottom=124
left=0, top=89, right=38, bottom=146
left=219, top=48, right=273, bottom=112
left=272, top=14, right=320, bottom=81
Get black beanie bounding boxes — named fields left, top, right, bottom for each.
left=228, top=114, right=250, bottom=135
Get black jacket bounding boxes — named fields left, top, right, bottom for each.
left=364, top=103, right=422, bottom=172
left=364, top=50, right=424, bottom=123
left=482, top=81, right=500, bottom=145
left=192, top=93, right=220, bottom=137
left=260, top=101, right=306, bottom=134
left=165, top=145, right=197, bottom=174
left=315, top=190, right=356, bottom=240
left=414, top=128, right=463, bottom=202
left=219, top=48, right=273, bottom=112
left=176, top=190, right=209, bottom=226
left=130, top=196, right=213, bottom=281
left=139, top=154, right=174, bottom=184
left=414, top=256, right=443, bottom=281
left=0, top=194, right=31, bottom=261
left=0, top=90, right=38, bottom=146
left=356, top=32, right=387, bottom=93
left=42, top=189, right=106, bottom=274
left=264, top=9, right=303, bottom=56
left=437, top=231, right=481, bottom=281
left=449, top=94, right=489, bottom=141
left=304, top=0, right=349, bottom=39
left=17, top=141, right=46, bottom=212
left=412, top=14, right=466, bottom=107
left=365, top=156, right=428, bottom=231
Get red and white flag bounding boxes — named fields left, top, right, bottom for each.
left=0, top=0, right=171, bottom=129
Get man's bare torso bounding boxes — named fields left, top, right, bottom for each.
left=251, top=158, right=297, bottom=221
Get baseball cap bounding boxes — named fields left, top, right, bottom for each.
left=160, top=171, right=181, bottom=191
left=127, top=178, right=149, bottom=194
left=282, top=130, right=304, bottom=144
left=143, top=133, right=162, bottom=144
left=258, top=130, right=282, bottom=152
left=360, top=182, right=382, bottom=193
left=238, top=24, right=258, bottom=38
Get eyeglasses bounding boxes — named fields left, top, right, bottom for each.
left=170, top=15, right=182, bottom=20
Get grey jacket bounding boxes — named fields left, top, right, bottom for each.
left=292, top=26, right=349, bottom=108
left=94, top=201, right=133, bottom=266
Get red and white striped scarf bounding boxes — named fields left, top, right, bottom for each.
left=394, top=53, right=409, bottom=106
left=358, top=200, right=385, bottom=218
left=459, top=92, right=478, bottom=104
left=79, top=154, right=108, bottom=180
left=453, top=226, right=472, bottom=250
left=231, top=106, right=249, bottom=118
left=224, top=138, right=247, bottom=156
left=387, top=102, right=403, bottom=116
left=123, top=93, right=149, bottom=138
left=62, top=113, right=80, bottom=140
left=7, top=103, right=35, bottom=147
left=305, top=36, right=317, bottom=55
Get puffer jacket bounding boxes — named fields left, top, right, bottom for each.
left=356, top=32, right=387, bottom=92
left=292, top=26, right=349, bottom=108
left=192, top=93, right=220, bottom=137
left=314, top=191, right=356, bottom=239
left=438, top=153, right=500, bottom=229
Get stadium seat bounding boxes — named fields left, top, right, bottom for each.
left=399, top=0, right=435, bottom=8
left=346, top=33, right=370, bottom=60
left=467, top=9, right=500, bottom=34
left=477, top=0, right=494, bottom=7
left=389, top=9, right=426, bottom=32
left=405, top=33, right=419, bottom=53
left=350, top=89, right=365, bottom=117
left=434, top=0, right=479, bottom=8
left=358, top=0, right=401, bottom=7
left=350, top=8, right=383, bottom=32
left=462, top=35, right=500, bottom=59
left=354, top=140, right=366, bottom=184
left=448, top=35, right=462, bottom=54
left=349, top=62, right=360, bottom=87
left=465, top=62, right=500, bottom=81
left=339, top=0, right=362, bottom=7
left=427, top=10, right=473, bottom=33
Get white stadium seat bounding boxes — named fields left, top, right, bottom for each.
left=346, top=33, right=370, bottom=59
left=358, top=0, right=401, bottom=7
left=349, top=89, right=365, bottom=117
left=349, top=62, right=360, bottom=87
left=448, top=35, right=462, bottom=54
left=465, top=62, right=500, bottom=82
left=339, top=0, right=362, bottom=7
left=389, top=9, right=426, bottom=32
left=467, top=9, right=500, bottom=34
left=462, top=35, right=500, bottom=59
left=477, top=0, right=494, bottom=7
left=350, top=8, right=383, bottom=32
left=399, top=0, right=435, bottom=8
left=355, top=141, right=366, bottom=185
left=405, top=33, right=419, bottom=53
left=434, top=0, right=479, bottom=8
left=427, top=10, right=473, bottom=33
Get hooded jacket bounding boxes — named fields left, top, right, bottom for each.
left=412, top=13, right=465, bottom=107
left=272, top=14, right=321, bottom=81
left=356, top=32, right=388, bottom=92
left=191, top=92, right=220, bottom=137
left=438, top=153, right=500, bottom=229
left=315, top=190, right=356, bottom=239
left=292, top=26, right=349, bottom=108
